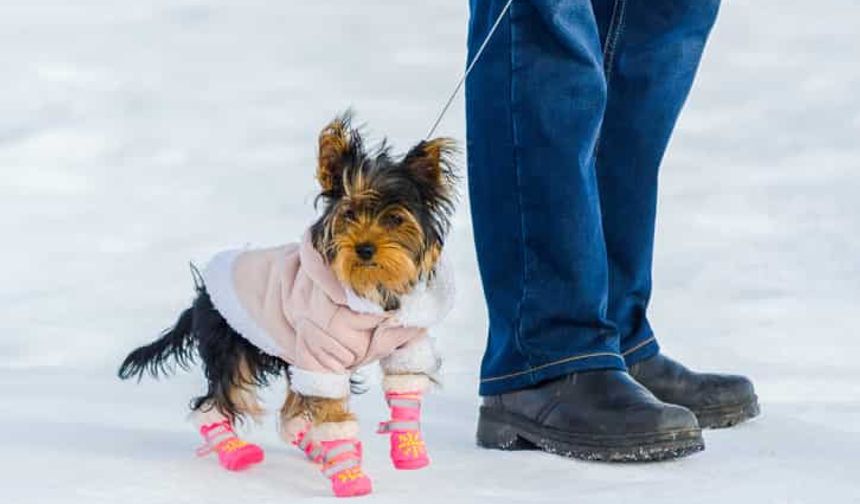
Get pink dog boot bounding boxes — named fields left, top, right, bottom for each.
left=196, top=420, right=264, bottom=471
left=319, top=439, right=372, bottom=498
left=378, top=391, right=430, bottom=470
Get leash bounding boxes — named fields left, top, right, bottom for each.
left=425, top=0, right=514, bottom=139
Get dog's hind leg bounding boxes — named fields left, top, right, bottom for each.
left=191, top=359, right=267, bottom=472
left=188, top=288, right=287, bottom=471
left=192, top=407, right=265, bottom=471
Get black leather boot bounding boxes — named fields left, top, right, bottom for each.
left=628, top=354, right=760, bottom=429
left=476, top=369, right=704, bottom=462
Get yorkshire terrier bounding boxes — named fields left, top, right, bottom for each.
left=118, top=113, right=457, bottom=497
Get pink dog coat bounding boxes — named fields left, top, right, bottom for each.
left=202, top=230, right=452, bottom=398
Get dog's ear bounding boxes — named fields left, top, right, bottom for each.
left=317, top=114, right=360, bottom=194
left=403, top=138, right=457, bottom=191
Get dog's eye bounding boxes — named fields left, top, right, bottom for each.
left=382, top=214, right=404, bottom=228
left=343, top=208, right=357, bottom=221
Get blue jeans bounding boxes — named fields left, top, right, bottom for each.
left=466, top=0, right=721, bottom=395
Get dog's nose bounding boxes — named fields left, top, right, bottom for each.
left=355, top=243, right=376, bottom=261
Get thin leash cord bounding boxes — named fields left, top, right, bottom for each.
left=426, top=0, right=514, bottom=139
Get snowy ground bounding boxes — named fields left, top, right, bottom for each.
left=2, top=1, right=859, bottom=502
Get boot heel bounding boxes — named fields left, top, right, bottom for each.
left=476, top=407, right=536, bottom=451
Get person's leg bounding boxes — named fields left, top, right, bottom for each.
left=467, top=0, right=624, bottom=397
left=590, top=0, right=759, bottom=429
left=468, top=0, right=703, bottom=460
left=590, top=0, right=722, bottom=363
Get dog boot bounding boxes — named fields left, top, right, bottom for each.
left=378, top=390, right=430, bottom=470
left=196, top=420, right=264, bottom=471
left=307, top=422, right=371, bottom=497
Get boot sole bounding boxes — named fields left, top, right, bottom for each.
left=476, top=406, right=704, bottom=462
left=692, top=395, right=760, bottom=429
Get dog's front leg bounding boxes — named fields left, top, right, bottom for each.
left=378, top=337, right=439, bottom=470
left=283, top=369, right=372, bottom=497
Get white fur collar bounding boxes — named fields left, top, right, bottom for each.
left=343, top=287, right=386, bottom=315
left=342, top=254, right=455, bottom=328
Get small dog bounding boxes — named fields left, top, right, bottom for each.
left=118, top=113, right=457, bottom=497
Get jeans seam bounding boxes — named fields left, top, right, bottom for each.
left=621, top=335, right=656, bottom=356
left=508, top=0, right=532, bottom=371
left=480, top=351, right=624, bottom=383
left=602, top=0, right=627, bottom=86
left=600, top=0, right=619, bottom=57
left=592, top=0, right=626, bottom=164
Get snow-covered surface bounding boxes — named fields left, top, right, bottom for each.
left=2, top=1, right=859, bottom=502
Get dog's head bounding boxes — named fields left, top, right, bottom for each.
left=310, top=113, right=457, bottom=310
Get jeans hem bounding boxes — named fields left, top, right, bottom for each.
left=479, top=352, right=626, bottom=396
left=622, top=336, right=660, bottom=366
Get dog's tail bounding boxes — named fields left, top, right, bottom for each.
left=118, top=264, right=204, bottom=381
left=118, top=305, right=197, bottom=381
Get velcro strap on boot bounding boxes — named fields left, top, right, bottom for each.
left=387, top=398, right=421, bottom=410
left=321, top=440, right=362, bottom=477
left=323, top=458, right=360, bottom=478
left=196, top=424, right=238, bottom=457
left=377, top=420, right=421, bottom=433
left=323, top=442, right=358, bottom=463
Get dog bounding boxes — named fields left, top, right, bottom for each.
left=118, top=113, right=457, bottom=497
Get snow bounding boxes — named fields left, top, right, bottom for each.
left=1, top=1, right=859, bottom=502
